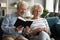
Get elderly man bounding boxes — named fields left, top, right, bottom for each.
left=1, top=1, right=28, bottom=40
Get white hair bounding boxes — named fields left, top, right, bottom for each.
left=17, top=1, right=28, bottom=9
left=30, top=3, right=44, bottom=15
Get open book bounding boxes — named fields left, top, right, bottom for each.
left=14, top=17, right=33, bottom=28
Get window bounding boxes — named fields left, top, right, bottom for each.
left=46, top=0, right=59, bottom=13
left=46, top=0, right=54, bottom=12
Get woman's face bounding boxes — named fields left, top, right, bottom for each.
left=32, top=7, right=42, bottom=17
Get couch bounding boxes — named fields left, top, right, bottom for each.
left=0, top=16, right=4, bottom=40
left=46, top=17, right=60, bottom=40
left=0, top=16, right=60, bottom=40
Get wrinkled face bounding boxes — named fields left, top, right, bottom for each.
left=17, top=4, right=27, bottom=16
left=32, top=7, right=42, bottom=17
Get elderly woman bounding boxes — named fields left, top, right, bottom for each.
left=24, top=3, right=51, bottom=40
left=30, top=3, right=51, bottom=40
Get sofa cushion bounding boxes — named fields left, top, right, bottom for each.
left=0, top=17, right=4, bottom=36
left=46, top=17, right=59, bottom=28
left=55, top=20, right=60, bottom=35
left=0, top=17, right=4, bottom=27
left=46, top=17, right=59, bottom=38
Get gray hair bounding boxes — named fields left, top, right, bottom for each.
left=17, top=1, right=28, bottom=9
left=30, top=3, right=44, bottom=15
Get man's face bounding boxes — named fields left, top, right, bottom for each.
left=17, top=4, right=27, bottom=16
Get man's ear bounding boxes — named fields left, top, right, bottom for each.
left=17, top=6, right=19, bottom=10
left=17, top=7, right=18, bottom=10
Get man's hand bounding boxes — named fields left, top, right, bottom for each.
left=24, top=26, right=30, bottom=33
left=15, top=25, right=23, bottom=32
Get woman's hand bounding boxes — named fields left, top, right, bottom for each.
left=33, top=28, right=42, bottom=32
left=24, top=26, right=30, bottom=33
left=43, top=27, right=48, bottom=32
left=30, top=28, right=42, bottom=36
left=15, top=25, right=23, bottom=32
left=43, top=27, right=51, bottom=35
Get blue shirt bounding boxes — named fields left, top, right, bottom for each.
left=1, top=13, right=23, bottom=35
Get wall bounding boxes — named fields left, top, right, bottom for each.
left=0, top=0, right=44, bottom=15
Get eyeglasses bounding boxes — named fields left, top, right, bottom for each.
left=33, top=10, right=41, bottom=12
